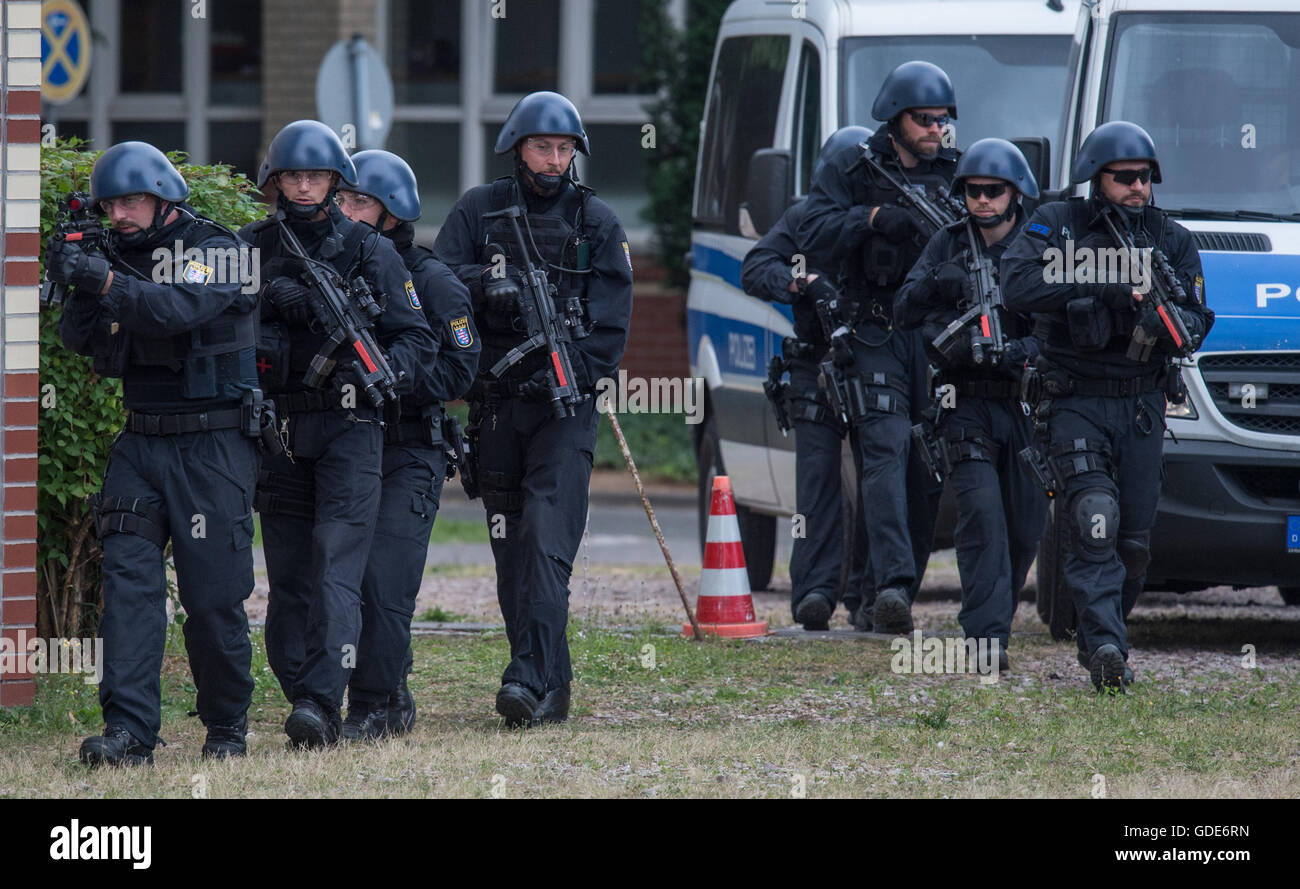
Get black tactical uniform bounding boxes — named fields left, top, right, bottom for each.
left=339, top=150, right=480, bottom=740
left=434, top=92, right=633, bottom=727
left=55, top=142, right=261, bottom=764
left=896, top=139, right=1048, bottom=662
left=741, top=127, right=874, bottom=629
left=795, top=63, right=958, bottom=633
left=240, top=121, right=437, bottom=745
left=1001, top=122, right=1214, bottom=690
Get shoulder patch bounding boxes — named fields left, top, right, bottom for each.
left=404, top=279, right=421, bottom=310
left=1026, top=222, right=1052, bottom=239
left=1193, top=274, right=1204, bottom=304
left=622, top=241, right=633, bottom=271
left=182, top=260, right=214, bottom=284
left=450, top=316, right=473, bottom=348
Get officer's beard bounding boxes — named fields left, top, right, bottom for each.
left=113, top=200, right=174, bottom=249
left=889, top=117, right=940, bottom=161
left=1093, top=179, right=1148, bottom=224
left=971, top=195, right=1019, bottom=229
left=517, top=155, right=571, bottom=198
left=276, top=190, right=334, bottom=223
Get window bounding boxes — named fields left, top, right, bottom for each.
left=389, top=0, right=460, bottom=104
left=792, top=42, right=821, bottom=195
left=694, top=35, right=790, bottom=231
left=208, top=120, right=262, bottom=183
left=119, top=0, right=182, bottom=93
left=388, top=123, right=462, bottom=220
left=112, top=121, right=185, bottom=153
left=493, top=0, right=560, bottom=93
left=583, top=123, right=651, bottom=230
left=593, top=0, right=647, bottom=95
left=210, top=0, right=262, bottom=105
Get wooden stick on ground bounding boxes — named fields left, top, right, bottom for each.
left=602, top=401, right=703, bottom=641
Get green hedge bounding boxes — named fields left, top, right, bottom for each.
left=37, top=139, right=266, bottom=637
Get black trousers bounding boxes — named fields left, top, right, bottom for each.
left=97, top=427, right=258, bottom=747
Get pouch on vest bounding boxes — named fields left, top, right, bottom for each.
left=257, top=320, right=291, bottom=391
left=1066, top=297, right=1113, bottom=352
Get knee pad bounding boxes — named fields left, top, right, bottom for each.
left=1117, top=532, right=1151, bottom=581
left=1070, top=488, right=1119, bottom=563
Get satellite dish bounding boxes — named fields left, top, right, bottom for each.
left=316, top=34, right=395, bottom=151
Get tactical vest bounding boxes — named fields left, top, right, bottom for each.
left=475, top=177, right=593, bottom=364
left=111, top=216, right=258, bottom=408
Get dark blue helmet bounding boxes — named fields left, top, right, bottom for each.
left=348, top=150, right=421, bottom=222
left=258, top=120, right=358, bottom=188
left=816, top=125, right=873, bottom=175
left=871, top=61, right=957, bottom=122
left=495, top=91, right=590, bottom=155
left=90, top=141, right=189, bottom=205
left=953, top=138, right=1039, bottom=199
left=1071, top=121, right=1162, bottom=184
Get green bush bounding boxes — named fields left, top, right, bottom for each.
left=37, top=138, right=266, bottom=638
left=595, top=410, right=696, bottom=483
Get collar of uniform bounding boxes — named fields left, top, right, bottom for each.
left=387, top=221, right=416, bottom=253
left=515, top=171, right=572, bottom=214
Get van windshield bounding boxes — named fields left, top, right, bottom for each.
left=840, top=36, right=1070, bottom=151
left=1102, top=12, right=1300, bottom=216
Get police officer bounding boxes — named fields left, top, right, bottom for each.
left=434, top=92, right=633, bottom=727
left=240, top=121, right=437, bottom=745
left=795, top=61, right=959, bottom=634
left=335, top=150, right=480, bottom=739
left=53, top=142, right=261, bottom=763
left=1002, top=122, right=1214, bottom=691
left=895, top=138, right=1047, bottom=670
left=742, top=126, right=874, bottom=630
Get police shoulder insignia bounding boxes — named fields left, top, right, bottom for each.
left=1026, top=222, right=1052, bottom=239
left=182, top=260, right=214, bottom=284
left=450, top=316, right=473, bottom=348
left=1194, top=274, right=1204, bottom=304
left=622, top=240, right=633, bottom=271
left=404, top=279, right=421, bottom=309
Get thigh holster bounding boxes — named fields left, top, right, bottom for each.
left=253, top=467, right=315, bottom=519
left=943, top=424, right=999, bottom=467
left=480, top=469, right=524, bottom=514
left=854, top=370, right=910, bottom=420
left=89, top=493, right=168, bottom=549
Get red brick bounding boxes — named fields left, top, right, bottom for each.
left=1, top=571, right=37, bottom=597
left=5, top=373, right=39, bottom=400
left=3, top=514, right=37, bottom=540
left=3, top=458, right=36, bottom=484
left=5, top=428, right=36, bottom=452
left=6, top=118, right=40, bottom=143
left=3, top=543, right=36, bottom=569
left=0, top=682, right=35, bottom=708
left=5, top=401, right=37, bottom=427
left=7, top=90, right=40, bottom=115
left=3, top=261, right=38, bottom=286
left=2, top=598, right=35, bottom=624
left=4, top=486, right=36, bottom=511
left=5, top=233, right=39, bottom=256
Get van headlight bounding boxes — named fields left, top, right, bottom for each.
left=1166, top=395, right=1197, bottom=419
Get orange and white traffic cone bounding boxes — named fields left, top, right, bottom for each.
left=685, top=475, right=769, bottom=638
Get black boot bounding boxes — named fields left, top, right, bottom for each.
left=201, top=716, right=248, bottom=759
left=532, top=684, right=570, bottom=726
left=386, top=679, right=417, bottom=735
left=872, top=586, right=914, bottom=634
left=342, top=698, right=390, bottom=742
left=285, top=698, right=341, bottom=749
left=80, top=726, right=154, bottom=768
left=1089, top=644, right=1129, bottom=693
left=795, top=592, right=832, bottom=631
left=495, top=682, right=540, bottom=729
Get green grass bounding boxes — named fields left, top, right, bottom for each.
left=594, top=410, right=696, bottom=482
left=429, top=518, right=489, bottom=544
left=417, top=606, right=470, bottom=623
left=4, top=625, right=1297, bottom=798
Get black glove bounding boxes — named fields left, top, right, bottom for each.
left=484, top=277, right=522, bottom=314
left=518, top=368, right=553, bottom=405
left=830, top=333, right=855, bottom=369
left=1099, top=282, right=1136, bottom=309
left=871, top=205, right=922, bottom=243
left=45, top=237, right=111, bottom=294
left=801, top=275, right=839, bottom=306
left=263, top=276, right=313, bottom=324
left=932, top=259, right=969, bottom=304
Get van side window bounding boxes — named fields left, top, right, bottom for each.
left=695, top=34, right=790, bottom=231
left=793, top=41, right=821, bottom=196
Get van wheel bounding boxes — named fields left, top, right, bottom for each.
left=697, top=415, right=776, bottom=590
left=1279, top=587, right=1300, bottom=606
left=1035, top=500, right=1076, bottom=641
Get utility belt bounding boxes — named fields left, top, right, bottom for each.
left=944, top=377, right=1021, bottom=401
left=1021, top=362, right=1165, bottom=403
left=124, top=389, right=282, bottom=455
left=384, top=407, right=442, bottom=446
left=270, top=389, right=339, bottom=414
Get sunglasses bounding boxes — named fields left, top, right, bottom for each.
left=907, top=110, right=951, bottom=129
left=1102, top=167, right=1153, bottom=185
left=963, top=182, right=1008, bottom=200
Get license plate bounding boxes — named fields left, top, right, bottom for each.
left=1289, top=516, right=1300, bottom=553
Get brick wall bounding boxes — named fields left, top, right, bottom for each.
left=1, top=0, right=43, bottom=708
left=622, top=254, right=688, bottom=382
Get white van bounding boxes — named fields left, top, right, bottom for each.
left=1029, top=0, right=1300, bottom=636
left=687, top=0, right=1081, bottom=592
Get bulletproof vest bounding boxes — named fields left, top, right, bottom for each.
left=476, top=176, right=592, bottom=361
left=846, top=145, right=956, bottom=318
left=111, top=214, right=258, bottom=409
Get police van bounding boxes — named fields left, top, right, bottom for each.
left=687, top=0, right=1081, bottom=594
left=1027, top=0, right=1300, bottom=636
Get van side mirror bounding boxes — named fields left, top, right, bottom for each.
left=1011, top=136, right=1057, bottom=210
left=741, top=148, right=792, bottom=238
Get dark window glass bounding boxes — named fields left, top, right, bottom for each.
left=209, top=120, right=262, bottom=183
left=483, top=123, right=513, bottom=182
left=56, top=120, right=90, bottom=145
left=694, top=35, right=790, bottom=230
left=112, top=121, right=185, bottom=153
left=492, top=0, right=559, bottom=93
left=793, top=42, right=821, bottom=196
left=593, top=0, right=647, bottom=95
left=387, top=122, right=462, bottom=222
left=120, top=0, right=182, bottom=93
left=583, top=123, right=649, bottom=229
left=390, top=0, right=460, bottom=104
left=211, top=0, right=262, bottom=105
